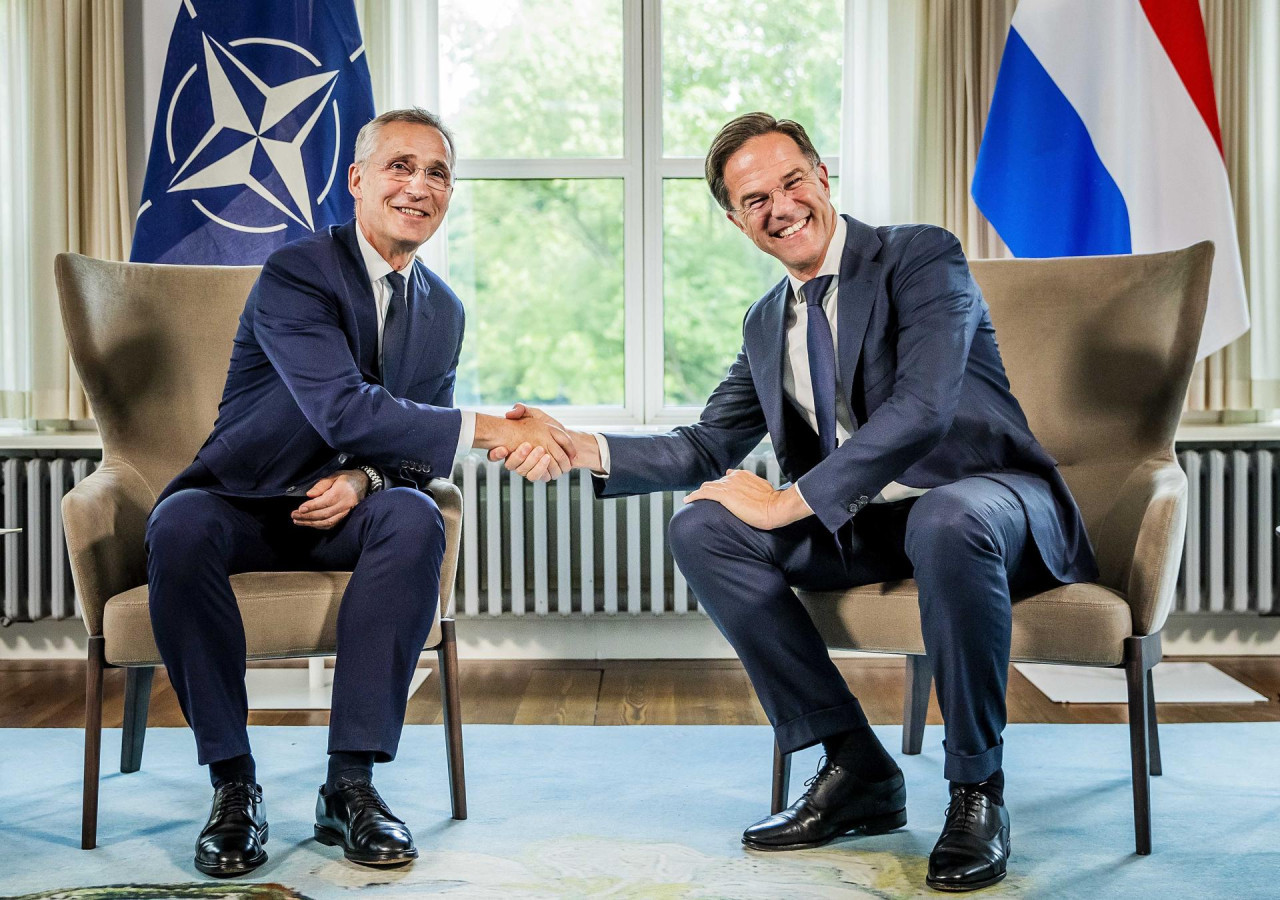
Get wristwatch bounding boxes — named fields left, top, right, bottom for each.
left=357, top=464, right=384, bottom=494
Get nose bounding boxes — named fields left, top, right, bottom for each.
left=769, top=188, right=802, bottom=220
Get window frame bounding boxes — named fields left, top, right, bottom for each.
left=413, top=0, right=845, bottom=426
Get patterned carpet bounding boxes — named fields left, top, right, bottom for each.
left=2, top=722, right=1277, bottom=898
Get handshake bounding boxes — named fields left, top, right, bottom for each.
left=473, top=403, right=600, bottom=481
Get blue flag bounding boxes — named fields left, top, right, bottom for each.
left=131, top=0, right=374, bottom=264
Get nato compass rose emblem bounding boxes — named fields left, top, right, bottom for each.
left=158, top=32, right=343, bottom=235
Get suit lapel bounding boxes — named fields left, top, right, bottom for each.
left=335, top=222, right=381, bottom=381
left=836, top=215, right=883, bottom=415
left=387, top=262, right=437, bottom=397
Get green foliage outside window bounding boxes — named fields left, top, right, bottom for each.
left=440, top=0, right=843, bottom=410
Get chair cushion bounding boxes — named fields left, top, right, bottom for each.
left=798, top=580, right=1133, bottom=667
left=102, top=571, right=443, bottom=666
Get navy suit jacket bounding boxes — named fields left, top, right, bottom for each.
left=599, top=216, right=1097, bottom=584
left=161, top=220, right=465, bottom=503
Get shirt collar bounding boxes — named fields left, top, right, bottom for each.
left=354, top=220, right=415, bottom=288
left=787, top=213, right=846, bottom=302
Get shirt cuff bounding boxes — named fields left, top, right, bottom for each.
left=454, top=410, right=477, bottom=461
left=792, top=481, right=813, bottom=514
left=594, top=433, right=611, bottom=476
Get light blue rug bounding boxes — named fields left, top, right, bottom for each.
left=1, top=723, right=1277, bottom=898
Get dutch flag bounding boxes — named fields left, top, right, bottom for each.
left=972, top=0, right=1249, bottom=360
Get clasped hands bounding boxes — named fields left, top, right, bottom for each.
left=486, top=404, right=811, bottom=530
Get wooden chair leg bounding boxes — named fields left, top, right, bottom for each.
left=82, top=636, right=105, bottom=850
left=120, top=666, right=154, bottom=774
left=771, top=741, right=791, bottom=814
left=1146, top=668, right=1162, bottom=776
left=902, top=654, right=932, bottom=755
left=1124, top=634, right=1161, bottom=855
left=436, top=618, right=467, bottom=820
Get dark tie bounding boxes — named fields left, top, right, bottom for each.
left=382, top=271, right=410, bottom=389
left=803, top=275, right=838, bottom=458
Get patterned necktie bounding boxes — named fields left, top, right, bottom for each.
left=802, top=274, right=838, bottom=458
left=382, top=271, right=410, bottom=389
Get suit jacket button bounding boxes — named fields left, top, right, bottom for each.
left=423, top=465, right=432, bottom=475
left=858, top=495, right=869, bottom=503
left=338, top=453, right=349, bottom=463
left=286, top=486, right=295, bottom=493
left=847, top=503, right=858, bottom=513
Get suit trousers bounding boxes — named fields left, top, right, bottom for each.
left=668, top=475, right=1054, bottom=784
left=145, top=486, right=445, bottom=767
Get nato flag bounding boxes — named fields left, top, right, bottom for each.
left=130, top=0, right=374, bottom=264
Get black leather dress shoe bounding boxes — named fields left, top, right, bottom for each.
left=742, top=759, right=907, bottom=851
left=926, top=786, right=1011, bottom=892
left=315, top=778, right=418, bottom=866
left=194, top=780, right=268, bottom=877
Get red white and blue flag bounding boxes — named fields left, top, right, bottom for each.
left=972, top=0, right=1248, bottom=359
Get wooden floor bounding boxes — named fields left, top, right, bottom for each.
left=3, top=656, right=1279, bottom=729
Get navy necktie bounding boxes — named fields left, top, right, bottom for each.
left=382, top=271, right=410, bottom=389
left=803, top=275, right=838, bottom=458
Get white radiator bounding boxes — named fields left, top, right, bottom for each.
left=1176, top=448, right=1278, bottom=613
left=450, top=449, right=781, bottom=617
left=1, top=446, right=1275, bottom=622
left=1, top=455, right=98, bottom=623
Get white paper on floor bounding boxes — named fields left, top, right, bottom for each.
left=245, top=662, right=431, bottom=710
left=1013, top=661, right=1267, bottom=704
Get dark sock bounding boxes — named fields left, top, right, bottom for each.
left=208, top=753, right=256, bottom=788
left=326, top=750, right=375, bottom=790
left=952, top=767, right=1004, bottom=805
left=822, top=726, right=899, bottom=782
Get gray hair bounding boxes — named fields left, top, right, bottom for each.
left=704, top=112, right=822, bottom=211
left=353, top=107, right=457, bottom=170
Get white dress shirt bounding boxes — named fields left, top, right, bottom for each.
left=354, top=226, right=476, bottom=463
left=596, top=211, right=926, bottom=506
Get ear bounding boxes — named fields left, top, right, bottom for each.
left=727, top=210, right=748, bottom=237
left=815, top=162, right=831, bottom=195
left=348, top=162, right=362, bottom=201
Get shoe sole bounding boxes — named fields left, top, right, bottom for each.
left=925, top=870, right=1007, bottom=892
left=741, top=808, right=908, bottom=852
left=314, top=824, right=419, bottom=866
left=193, top=824, right=269, bottom=877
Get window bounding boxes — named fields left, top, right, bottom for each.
left=373, top=0, right=845, bottom=423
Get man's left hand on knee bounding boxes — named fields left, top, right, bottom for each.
left=685, top=469, right=812, bottom=530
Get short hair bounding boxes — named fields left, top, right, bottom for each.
left=704, top=113, right=822, bottom=211
left=353, top=107, right=457, bottom=170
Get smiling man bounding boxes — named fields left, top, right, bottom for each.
left=497, top=112, right=1097, bottom=892
left=144, top=108, right=573, bottom=877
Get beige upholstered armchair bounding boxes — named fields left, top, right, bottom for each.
left=773, top=243, right=1213, bottom=856
left=55, top=253, right=467, bottom=850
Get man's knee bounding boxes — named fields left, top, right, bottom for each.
left=668, top=499, right=739, bottom=563
left=904, top=490, right=999, bottom=571
left=146, top=489, right=228, bottom=560
left=367, top=487, right=446, bottom=558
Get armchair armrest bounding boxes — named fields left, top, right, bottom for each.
left=62, top=460, right=155, bottom=636
left=1094, top=457, right=1188, bottom=636
left=427, top=478, right=463, bottom=618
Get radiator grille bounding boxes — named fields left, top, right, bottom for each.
left=1, top=445, right=1275, bottom=622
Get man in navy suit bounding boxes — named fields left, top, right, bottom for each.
left=145, top=108, right=574, bottom=877
left=497, top=113, right=1097, bottom=892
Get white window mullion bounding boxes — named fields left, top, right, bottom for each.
left=623, top=0, right=647, bottom=424
left=640, top=0, right=665, bottom=422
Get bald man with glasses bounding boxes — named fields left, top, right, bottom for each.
left=497, top=112, right=1097, bottom=892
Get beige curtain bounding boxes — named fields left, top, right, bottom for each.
left=1187, top=0, right=1265, bottom=411
left=27, top=0, right=130, bottom=422
left=915, top=0, right=1016, bottom=259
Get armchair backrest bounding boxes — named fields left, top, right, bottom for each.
left=56, top=254, right=261, bottom=499
left=969, top=243, right=1212, bottom=630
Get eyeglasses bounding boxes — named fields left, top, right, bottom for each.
left=379, top=160, right=454, bottom=192
left=729, top=166, right=820, bottom=221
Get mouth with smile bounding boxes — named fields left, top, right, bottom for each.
left=393, top=205, right=428, bottom=220
left=771, top=215, right=810, bottom=240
